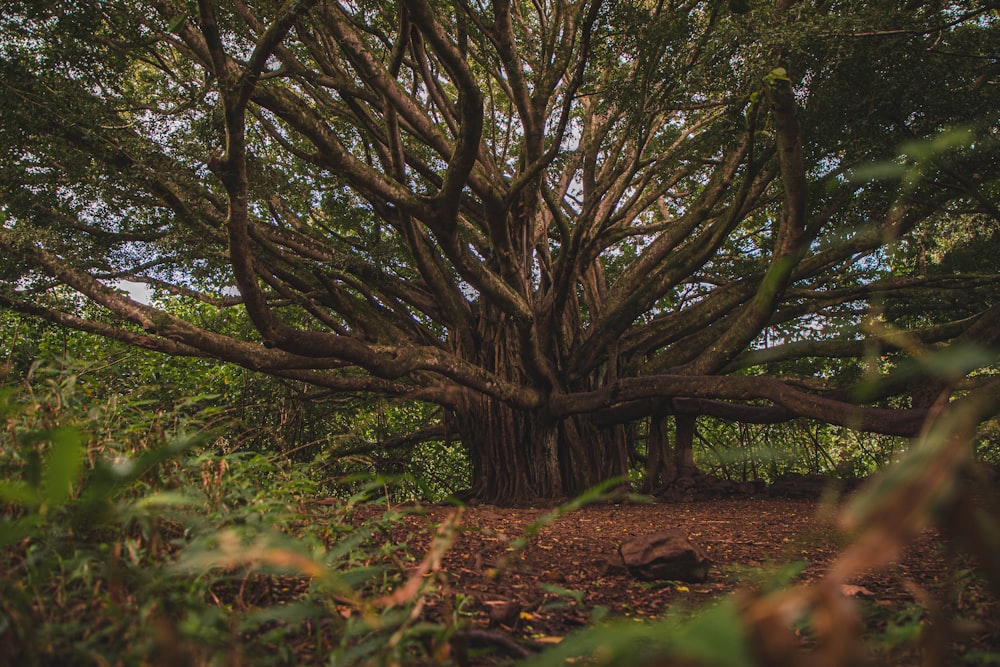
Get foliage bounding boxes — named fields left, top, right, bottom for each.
left=693, top=418, right=906, bottom=482
left=522, top=600, right=753, bottom=667
left=1, top=0, right=1000, bottom=657
left=1, top=306, right=468, bottom=501
left=1, top=0, right=998, bottom=503
left=512, top=377, right=1000, bottom=666
left=0, top=350, right=999, bottom=666
left=0, top=362, right=460, bottom=666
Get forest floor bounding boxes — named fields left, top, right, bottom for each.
left=353, top=494, right=1000, bottom=665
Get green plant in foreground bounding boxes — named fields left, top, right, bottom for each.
left=0, top=376, right=209, bottom=664
left=0, top=364, right=455, bottom=666
left=503, top=374, right=1000, bottom=666
left=4, top=354, right=999, bottom=667
left=521, top=600, right=753, bottom=667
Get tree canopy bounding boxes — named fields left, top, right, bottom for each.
left=1, top=0, right=999, bottom=503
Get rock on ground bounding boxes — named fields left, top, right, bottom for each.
left=618, top=529, right=711, bottom=582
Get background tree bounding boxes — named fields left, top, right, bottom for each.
left=1, top=0, right=998, bottom=504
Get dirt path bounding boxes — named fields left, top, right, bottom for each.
left=377, top=496, right=996, bottom=663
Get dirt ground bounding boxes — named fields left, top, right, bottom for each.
left=376, top=495, right=999, bottom=664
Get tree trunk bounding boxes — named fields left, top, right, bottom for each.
left=644, top=410, right=675, bottom=493
left=674, top=414, right=698, bottom=479
left=453, top=394, right=630, bottom=505
left=449, top=302, right=630, bottom=505
left=645, top=412, right=699, bottom=493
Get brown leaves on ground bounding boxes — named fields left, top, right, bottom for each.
left=370, top=495, right=998, bottom=665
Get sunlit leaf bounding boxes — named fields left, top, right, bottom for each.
left=847, top=162, right=908, bottom=183
left=131, top=490, right=201, bottom=510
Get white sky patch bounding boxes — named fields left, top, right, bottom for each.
left=116, top=280, right=152, bottom=304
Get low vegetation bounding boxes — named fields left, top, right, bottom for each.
left=1, top=350, right=997, bottom=666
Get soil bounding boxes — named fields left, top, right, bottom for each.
left=358, top=494, right=1000, bottom=665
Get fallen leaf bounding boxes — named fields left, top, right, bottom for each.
left=840, top=584, right=876, bottom=598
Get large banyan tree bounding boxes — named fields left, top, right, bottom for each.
left=1, top=0, right=999, bottom=503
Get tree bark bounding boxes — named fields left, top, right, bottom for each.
left=452, top=394, right=629, bottom=505
left=674, top=414, right=698, bottom=479
left=645, top=410, right=673, bottom=493
left=645, top=411, right=700, bottom=493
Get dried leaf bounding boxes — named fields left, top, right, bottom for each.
left=839, top=584, right=875, bottom=598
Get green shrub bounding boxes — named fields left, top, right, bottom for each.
left=0, top=362, right=451, bottom=666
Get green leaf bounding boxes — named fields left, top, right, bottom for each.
left=913, top=344, right=995, bottom=380
left=0, top=513, right=43, bottom=548
left=853, top=344, right=996, bottom=402
left=764, top=67, right=791, bottom=86
left=41, top=427, right=85, bottom=507
left=901, top=126, right=974, bottom=161
left=240, top=600, right=323, bottom=633
left=0, top=480, right=41, bottom=506
left=131, top=490, right=201, bottom=510
left=668, top=602, right=752, bottom=666
left=539, top=582, right=585, bottom=604
left=0, top=388, right=18, bottom=419
left=522, top=600, right=753, bottom=667
left=847, top=162, right=908, bottom=184
left=166, top=15, right=187, bottom=34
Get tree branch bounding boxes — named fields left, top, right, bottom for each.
left=550, top=374, right=928, bottom=437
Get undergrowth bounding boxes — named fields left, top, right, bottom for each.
left=2, top=361, right=999, bottom=666
left=0, top=362, right=454, bottom=666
